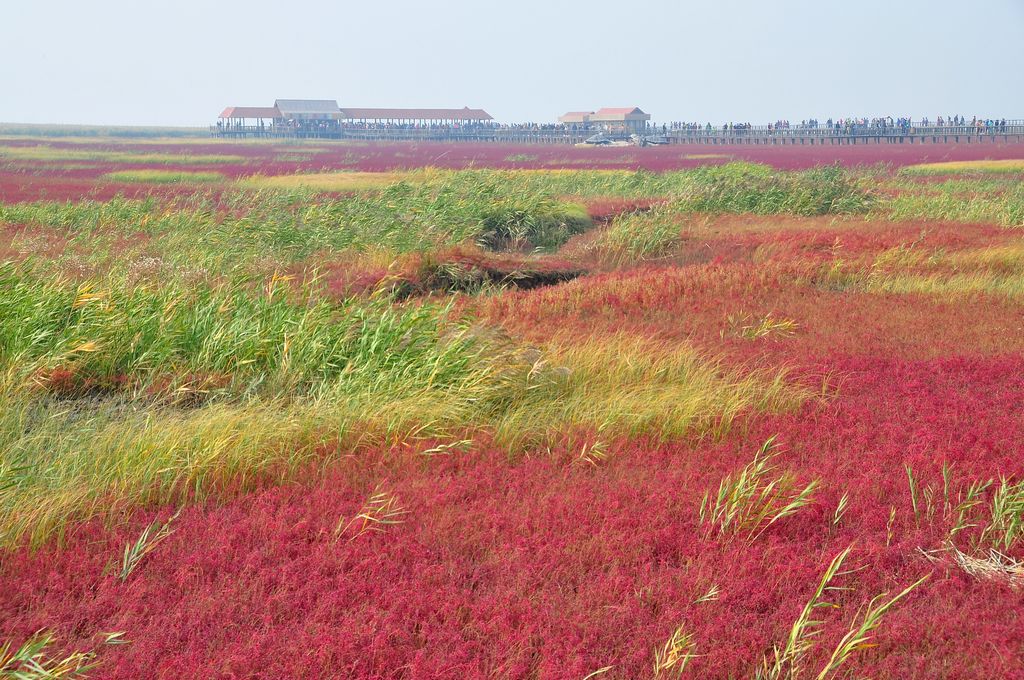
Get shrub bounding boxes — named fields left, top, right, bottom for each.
left=672, top=163, right=873, bottom=216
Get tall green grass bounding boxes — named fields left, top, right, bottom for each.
left=597, top=206, right=686, bottom=264
left=0, top=165, right=878, bottom=283
left=885, top=189, right=1024, bottom=227
left=0, top=176, right=593, bottom=279
left=0, top=264, right=479, bottom=401
left=0, top=264, right=806, bottom=547
left=812, top=239, right=1024, bottom=299
left=880, top=175, right=1024, bottom=227
left=670, top=164, right=873, bottom=216
left=404, top=165, right=872, bottom=210
left=591, top=164, right=870, bottom=265
left=0, top=166, right=884, bottom=548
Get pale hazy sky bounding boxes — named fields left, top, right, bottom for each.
left=3, top=0, right=1023, bottom=126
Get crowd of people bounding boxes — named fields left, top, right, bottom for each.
left=337, top=121, right=504, bottom=131
left=588, top=117, right=1016, bottom=136
left=661, top=116, right=1014, bottom=135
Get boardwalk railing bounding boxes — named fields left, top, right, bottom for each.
left=662, top=122, right=1024, bottom=145
left=210, top=120, right=1024, bottom=145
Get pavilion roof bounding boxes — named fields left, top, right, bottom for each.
left=219, top=106, right=280, bottom=119
left=274, top=99, right=340, bottom=115
left=340, top=107, right=492, bottom=121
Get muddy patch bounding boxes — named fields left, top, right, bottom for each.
left=390, top=253, right=585, bottom=298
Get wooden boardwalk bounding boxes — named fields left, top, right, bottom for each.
left=664, top=124, right=1024, bottom=146
left=211, top=122, right=1024, bottom=145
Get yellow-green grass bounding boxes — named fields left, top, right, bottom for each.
left=498, top=169, right=624, bottom=175
left=0, top=145, right=245, bottom=164
left=242, top=167, right=631, bottom=193
left=0, top=177, right=593, bottom=273
left=902, top=159, right=1024, bottom=175
left=242, top=170, right=430, bottom=192
left=819, top=240, right=1024, bottom=297
left=0, top=161, right=100, bottom=171
left=0, top=166, right=890, bottom=548
left=0, top=279, right=807, bottom=549
left=882, top=190, right=1024, bottom=227
left=272, top=153, right=317, bottom=163
left=865, top=271, right=1024, bottom=297
left=101, top=170, right=226, bottom=184
left=683, top=153, right=732, bottom=160
left=867, top=243, right=1024, bottom=296
left=0, top=349, right=806, bottom=550
left=0, top=165, right=876, bottom=286
left=949, top=243, right=1024, bottom=270
left=247, top=164, right=872, bottom=211
left=595, top=206, right=687, bottom=265
left=490, top=336, right=806, bottom=448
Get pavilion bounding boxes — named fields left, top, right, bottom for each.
left=558, top=107, right=651, bottom=133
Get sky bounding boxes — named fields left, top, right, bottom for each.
left=3, top=0, right=1023, bottom=127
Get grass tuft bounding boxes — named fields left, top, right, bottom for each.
left=725, top=313, right=799, bottom=340
left=0, top=631, right=98, bottom=679
left=758, top=546, right=927, bottom=680
left=816, top=573, right=930, bottom=678
left=335, top=484, right=409, bottom=541
left=653, top=625, right=700, bottom=678
left=699, top=436, right=819, bottom=541
left=119, top=509, right=180, bottom=582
